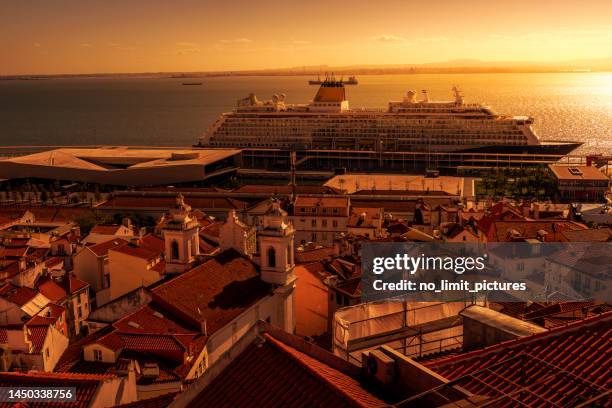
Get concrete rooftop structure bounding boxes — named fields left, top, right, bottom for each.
left=0, top=147, right=241, bottom=186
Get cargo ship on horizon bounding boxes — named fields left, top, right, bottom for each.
left=197, top=79, right=581, bottom=158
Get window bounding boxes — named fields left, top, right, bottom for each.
left=171, top=240, right=180, bottom=260
left=322, top=219, right=328, bottom=227
left=104, top=274, right=111, bottom=289
left=45, top=348, right=50, bottom=359
left=93, top=349, right=102, bottom=361
left=332, top=220, right=338, bottom=228
left=311, top=219, right=317, bottom=228
left=267, top=247, right=276, bottom=268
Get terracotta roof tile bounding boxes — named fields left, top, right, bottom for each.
left=95, top=332, right=124, bottom=352
left=110, top=243, right=160, bottom=261
left=294, top=196, right=349, bottom=209
left=185, top=332, right=385, bottom=408
left=68, top=273, right=89, bottom=293
left=426, top=312, right=612, bottom=407
left=152, top=250, right=271, bottom=334
left=296, top=247, right=336, bottom=264
left=44, top=257, right=64, bottom=268
left=38, top=278, right=68, bottom=302
left=113, top=305, right=196, bottom=336
left=26, top=325, right=49, bottom=353
left=99, top=196, right=248, bottom=210
left=90, top=224, right=123, bottom=235
left=0, top=283, right=38, bottom=306
left=88, top=238, right=129, bottom=257
left=117, top=392, right=178, bottom=408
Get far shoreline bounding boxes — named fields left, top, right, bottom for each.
left=0, top=68, right=607, bottom=81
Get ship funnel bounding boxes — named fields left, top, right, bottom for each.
left=452, top=86, right=464, bottom=105
left=405, top=90, right=417, bottom=103
left=421, top=90, right=429, bottom=102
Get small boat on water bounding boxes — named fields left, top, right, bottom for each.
left=182, top=82, right=203, bottom=86
left=344, top=75, right=358, bottom=85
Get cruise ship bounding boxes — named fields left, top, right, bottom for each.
left=198, top=80, right=580, bottom=157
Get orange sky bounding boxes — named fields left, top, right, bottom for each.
left=2, top=0, right=612, bottom=75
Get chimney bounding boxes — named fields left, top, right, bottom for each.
left=362, top=350, right=395, bottom=385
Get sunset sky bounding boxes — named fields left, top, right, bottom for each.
left=2, top=0, right=612, bottom=75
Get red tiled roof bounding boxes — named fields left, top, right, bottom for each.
left=120, top=334, right=186, bottom=355
left=0, top=371, right=105, bottom=408
left=0, top=283, right=37, bottom=306
left=88, top=238, right=129, bottom=257
left=44, top=257, right=64, bottom=268
left=4, top=238, right=30, bottom=248
left=99, top=196, right=248, bottom=210
left=26, top=325, right=49, bottom=353
left=27, top=303, right=65, bottom=327
left=110, top=243, right=160, bottom=261
left=561, top=228, right=612, bottom=242
left=491, top=220, right=587, bottom=242
left=426, top=312, right=612, bottom=407
left=294, top=196, right=349, bottom=209
left=139, top=234, right=165, bottom=254
left=0, top=246, right=28, bottom=258
left=26, top=246, right=50, bottom=261
left=185, top=332, right=385, bottom=408
left=95, top=332, right=124, bottom=352
left=55, top=326, right=116, bottom=372
left=476, top=202, right=526, bottom=235
left=103, top=235, right=163, bottom=262
left=90, top=224, right=123, bottom=235
left=297, top=262, right=333, bottom=283
left=38, top=278, right=68, bottom=302
left=296, top=246, right=336, bottom=264
left=117, top=392, right=178, bottom=408
left=114, top=305, right=196, bottom=336
left=335, top=278, right=362, bottom=298
left=152, top=250, right=270, bottom=334
left=200, top=221, right=222, bottom=238
left=0, top=260, right=20, bottom=279
left=68, top=273, right=89, bottom=293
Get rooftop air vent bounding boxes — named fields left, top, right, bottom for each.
left=568, top=168, right=583, bottom=176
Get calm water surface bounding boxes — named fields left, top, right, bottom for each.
left=0, top=73, right=611, bottom=154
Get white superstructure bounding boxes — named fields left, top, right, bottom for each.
left=199, top=80, right=579, bottom=155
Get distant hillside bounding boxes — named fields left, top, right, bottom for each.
left=2, top=57, right=611, bottom=80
